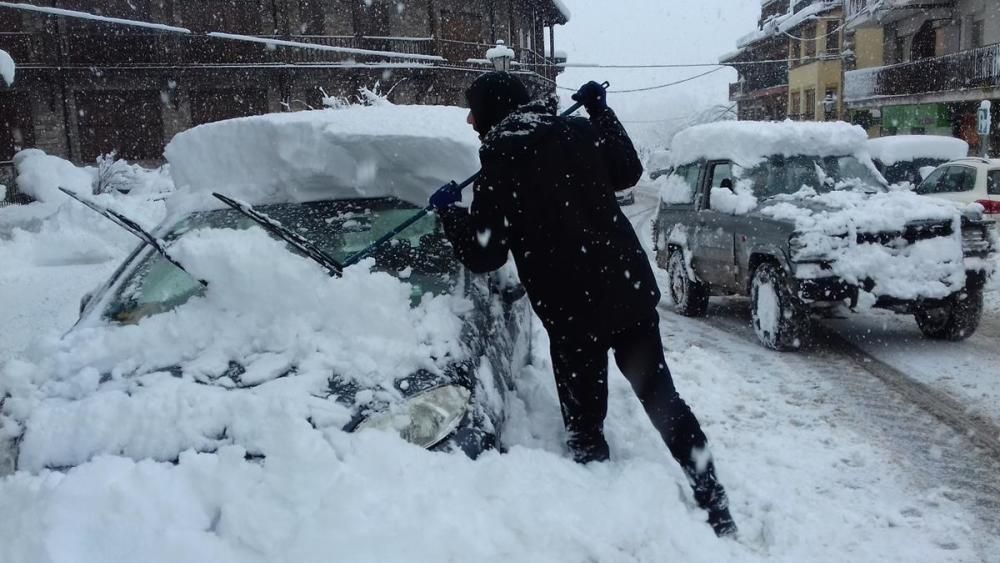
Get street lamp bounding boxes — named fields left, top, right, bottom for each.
left=486, top=40, right=515, bottom=72
left=823, top=91, right=838, bottom=119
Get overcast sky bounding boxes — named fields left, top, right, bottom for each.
left=554, top=0, right=762, bottom=127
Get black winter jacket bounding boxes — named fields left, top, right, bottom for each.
left=439, top=100, right=659, bottom=337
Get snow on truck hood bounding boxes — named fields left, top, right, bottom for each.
left=164, top=103, right=481, bottom=213
left=670, top=120, right=871, bottom=167
left=1, top=227, right=470, bottom=471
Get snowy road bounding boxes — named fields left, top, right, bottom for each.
left=625, top=188, right=1000, bottom=558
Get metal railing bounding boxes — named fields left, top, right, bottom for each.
left=845, top=42, right=1000, bottom=102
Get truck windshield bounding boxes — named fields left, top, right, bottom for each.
left=103, top=198, right=458, bottom=324
left=739, top=155, right=886, bottom=200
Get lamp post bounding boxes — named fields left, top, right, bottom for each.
left=823, top=91, right=838, bottom=121
left=486, top=40, right=515, bottom=72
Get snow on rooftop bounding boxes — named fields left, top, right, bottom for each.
left=867, top=135, right=969, bottom=166
left=670, top=120, right=869, bottom=166
left=736, top=1, right=840, bottom=49
left=165, top=102, right=481, bottom=213
left=0, top=48, right=14, bottom=86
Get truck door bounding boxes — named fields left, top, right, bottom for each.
left=694, top=160, right=739, bottom=291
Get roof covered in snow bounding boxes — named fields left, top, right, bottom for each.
left=670, top=120, right=870, bottom=166
left=730, top=1, right=841, bottom=54
left=165, top=103, right=481, bottom=213
left=867, top=135, right=969, bottom=165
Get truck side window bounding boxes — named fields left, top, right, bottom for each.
left=987, top=170, right=1000, bottom=195
left=709, top=162, right=734, bottom=189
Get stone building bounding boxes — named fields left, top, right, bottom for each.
left=0, top=0, right=570, bottom=193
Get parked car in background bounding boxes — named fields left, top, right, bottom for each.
left=652, top=121, right=995, bottom=351
left=914, top=157, right=1000, bottom=217
left=868, top=135, right=969, bottom=185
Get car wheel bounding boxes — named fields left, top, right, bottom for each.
left=914, top=283, right=983, bottom=341
left=666, top=248, right=709, bottom=317
left=751, top=262, right=810, bottom=351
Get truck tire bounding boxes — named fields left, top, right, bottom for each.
left=666, top=248, right=709, bottom=317
left=914, top=283, right=983, bottom=341
left=751, top=262, right=810, bottom=351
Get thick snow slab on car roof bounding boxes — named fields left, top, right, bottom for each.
left=670, top=121, right=870, bottom=166
left=867, top=135, right=969, bottom=165
left=165, top=103, right=480, bottom=211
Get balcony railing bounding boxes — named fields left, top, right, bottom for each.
left=845, top=42, right=1000, bottom=102
left=729, top=67, right=789, bottom=101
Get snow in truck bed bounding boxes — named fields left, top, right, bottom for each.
left=670, top=121, right=871, bottom=167
left=165, top=103, right=481, bottom=214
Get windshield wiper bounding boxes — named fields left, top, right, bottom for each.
left=59, top=187, right=207, bottom=286
left=212, top=192, right=345, bottom=277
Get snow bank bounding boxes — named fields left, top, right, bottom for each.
left=0, top=48, right=14, bottom=86
left=763, top=188, right=967, bottom=300
left=671, top=121, right=870, bottom=167
left=867, top=135, right=969, bottom=165
left=1, top=227, right=468, bottom=470
left=165, top=103, right=481, bottom=213
left=13, top=149, right=93, bottom=203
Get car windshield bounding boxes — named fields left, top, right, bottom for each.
left=738, top=155, right=886, bottom=200
left=104, top=198, right=458, bottom=324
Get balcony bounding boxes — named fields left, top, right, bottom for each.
left=729, top=67, right=789, bottom=101
left=845, top=43, right=1000, bottom=104
left=846, top=0, right=953, bottom=28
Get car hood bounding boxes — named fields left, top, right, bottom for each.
left=756, top=188, right=958, bottom=234
left=0, top=227, right=472, bottom=473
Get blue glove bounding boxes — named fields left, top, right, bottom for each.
left=572, top=81, right=609, bottom=115
left=429, top=181, right=462, bottom=210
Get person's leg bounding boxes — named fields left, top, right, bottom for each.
left=549, top=333, right=611, bottom=463
left=611, top=314, right=737, bottom=537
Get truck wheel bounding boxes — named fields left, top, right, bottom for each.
left=914, top=283, right=983, bottom=341
left=666, top=248, right=709, bottom=317
left=751, top=262, right=810, bottom=351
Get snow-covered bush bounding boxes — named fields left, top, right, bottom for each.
left=92, top=152, right=135, bottom=195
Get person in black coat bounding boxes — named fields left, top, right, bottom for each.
left=430, top=72, right=737, bottom=538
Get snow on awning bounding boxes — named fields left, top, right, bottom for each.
left=164, top=103, right=481, bottom=213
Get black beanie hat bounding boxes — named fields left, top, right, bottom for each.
left=465, top=72, right=531, bottom=137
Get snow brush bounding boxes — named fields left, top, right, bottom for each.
left=340, top=82, right=610, bottom=268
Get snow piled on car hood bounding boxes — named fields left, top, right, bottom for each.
left=762, top=188, right=967, bottom=300
left=867, top=135, right=969, bottom=166
left=1, top=227, right=469, bottom=471
left=164, top=103, right=481, bottom=213
left=670, top=121, right=870, bottom=167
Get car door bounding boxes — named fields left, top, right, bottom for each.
left=693, top=160, right=739, bottom=290
left=654, top=162, right=701, bottom=266
left=916, top=164, right=978, bottom=205
left=983, top=169, right=1000, bottom=217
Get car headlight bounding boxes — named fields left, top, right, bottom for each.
left=355, top=385, right=472, bottom=449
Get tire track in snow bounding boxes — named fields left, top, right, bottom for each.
left=689, top=300, right=1000, bottom=557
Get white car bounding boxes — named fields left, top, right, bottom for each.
left=915, top=157, right=1000, bottom=217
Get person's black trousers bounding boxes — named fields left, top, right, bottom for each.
left=549, top=312, right=736, bottom=536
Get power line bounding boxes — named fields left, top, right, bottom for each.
left=558, top=67, right=727, bottom=95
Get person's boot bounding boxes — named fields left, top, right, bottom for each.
left=686, top=461, right=738, bottom=538
left=567, top=428, right=610, bottom=464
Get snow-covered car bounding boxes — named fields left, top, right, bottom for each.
left=0, top=104, right=533, bottom=475
left=914, top=157, right=1000, bottom=217
left=868, top=135, right=969, bottom=185
left=652, top=121, right=996, bottom=351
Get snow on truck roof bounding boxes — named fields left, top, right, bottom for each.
left=164, top=103, right=480, bottom=213
left=670, top=121, right=870, bottom=167
left=867, top=135, right=969, bottom=165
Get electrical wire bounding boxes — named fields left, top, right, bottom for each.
left=557, top=66, right=727, bottom=94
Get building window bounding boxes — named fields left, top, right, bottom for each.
left=825, top=20, right=840, bottom=55
left=804, top=89, right=816, bottom=120
left=189, top=89, right=269, bottom=127
left=790, top=92, right=801, bottom=120
left=803, top=24, right=817, bottom=59
left=298, top=0, right=326, bottom=35
left=75, top=90, right=164, bottom=162
left=179, top=0, right=263, bottom=34
left=972, top=20, right=985, bottom=49
left=0, top=93, right=33, bottom=162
